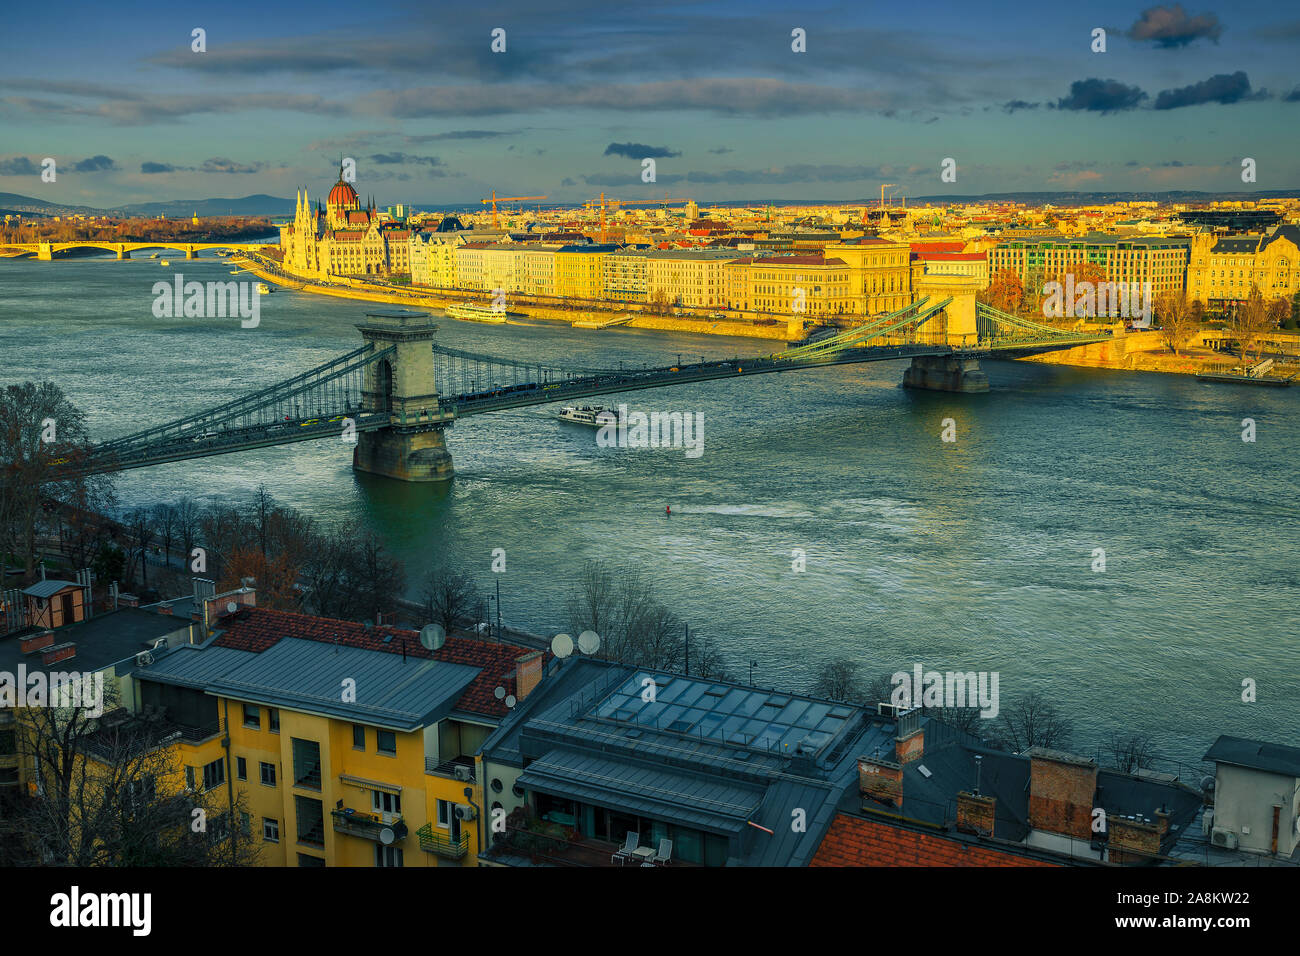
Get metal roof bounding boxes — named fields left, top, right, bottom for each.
left=202, top=637, right=481, bottom=730
left=134, top=644, right=259, bottom=690
left=21, top=579, right=81, bottom=598
left=518, top=747, right=765, bottom=834
left=1204, top=735, right=1300, bottom=778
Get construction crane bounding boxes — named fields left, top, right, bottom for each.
left=582, top=192, right=692, bottom=242
left=480, top=190, right=547, bottom=229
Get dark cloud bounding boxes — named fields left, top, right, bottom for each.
left=199, top=157, right=266, bottom=174
left=369, top=152, right=444, bottom=166
left=1002, top=100, right=1039, bottom=113
left=1055, top=78, right=1148, bottom=112
left=1159, top=160, right=1186, bottom=167
left=1153, top=72, right=1265, bottom=109
left=72, top=154, right=117, bottom=172
left=583, top=163, right=918, bottom=187
left=1283, top=87, right=1300, bottom=103
left=560, top=177, right=576, bottom=187
left=1053, top=161, right=1097, bottom=170
left=0, top=156, right=40, bottom=175
left=1127, top=4, right=1223, bottom=48
left=708, top=147, right=733, bottom=154
left=604, top=142, right=680, bottom=159
left=406, top=130, right=513, bottom=142
left=140, top=162, right=177, bottom=174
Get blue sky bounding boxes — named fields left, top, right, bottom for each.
left=3, top=0, right=1299, bottom=207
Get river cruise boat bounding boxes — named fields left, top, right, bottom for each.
left=445, top=302, right=509, bottom=323
left=557, top=405, right=622, bottom=427
left=257, top=283, right=271, bottom=294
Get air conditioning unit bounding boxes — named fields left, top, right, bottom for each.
left=135, top=650, right=154, bottom=667
left=453, top=765, right=474, bottom=782
left=455, top=803, right=477, bottom=822
left=1210, top=827, right=1238, bottom=850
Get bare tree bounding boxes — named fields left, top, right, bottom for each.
left=687, top=632, right=730, bottom=681
left=565, top=560, right=683, bottom=670
left=153, top=503, right=177, bottom=568
left=350, top=529, right=406, bottom=623
left=1155, top=291, right=1200, bottom=357
left=422, top=564, right=482, bottom=635
left=125, top=508, right=156, bottom=591
left=809, top=657, right=865, bottom=703
left=997, top=691, right=1073, bottom=752
left=175, top=497, right=201, bottom=573
left=1106, top=732, right=1156, bottom=774
left=1232, top=285, right=1273, bottom=363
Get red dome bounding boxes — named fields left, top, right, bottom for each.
left=328, top=179, right=358, bottom=208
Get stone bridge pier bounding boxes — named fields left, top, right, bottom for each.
left=116, top=246, right=131, bottom=259
left=37, top=243, right=53, bottom=261
left=353, top=310, right=454, bottom=482
left=902, top=275, right=989, bottom=393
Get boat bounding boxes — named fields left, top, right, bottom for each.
left=257, top=283, right=270, bottom=294
left=557, top=405, right=622, bottom=427
left=445, top=303, right=508, bottom=324
left=150, top=253, right=159, bottom=259
left=1197, top=358, right=1295, bottom=387
left=160, top=259, right=169, bottom=266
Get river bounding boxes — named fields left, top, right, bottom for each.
left=2, top=253, right=1297, bottom=768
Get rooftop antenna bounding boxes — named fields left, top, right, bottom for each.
left=973, top=754, right=983, bottom=795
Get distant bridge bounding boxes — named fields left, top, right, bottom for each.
left=1, top=241, right=276, bottom=260
left=46, top=282, right=1110, bottom=483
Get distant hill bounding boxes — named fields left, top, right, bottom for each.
left=0, top=192, right=111, bottom=217
left=116, top=195, right=293, bottom=218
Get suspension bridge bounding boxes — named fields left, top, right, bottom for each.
left=47, top=284, right=1109, bottom=483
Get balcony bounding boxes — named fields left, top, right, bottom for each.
left=331, top=808, right=407, bottom=844
left=424, top=755, right=475, bottom=782
left=417, top=823, right=469, bottom=860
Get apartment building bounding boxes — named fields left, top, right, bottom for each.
left=725, top=255, right=852, bottom=317
left=990, top=234, right=1190, bottom=297
left=603, top=248, right=651, bottom=302
left=823, top=238, right=911, bottom=315
left=645, top=249, right=740, bottom=309
left=407, top=232, right=459, bottom=289
left=554, top=244, right=618, bottom=301
left=1186, top=225, right=1300, bottom=307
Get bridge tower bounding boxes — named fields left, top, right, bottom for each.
left=353, top=310, right=454, bottom=482
left=902, top=274, right=989, bottom=393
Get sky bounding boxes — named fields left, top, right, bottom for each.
left=3, top=0, right=1300, bottom=209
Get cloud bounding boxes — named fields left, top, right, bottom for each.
left=369, top=152, right=444, bottom=166
left=406, top=130, right=514, bottom=142
left=604, top=142, right=680, bottom=159
left=1282, top=86, right=1300, bottom=103
left=72, top=155, right=117, bottom=172
left=1001, top=100, right=1039, bottom=113
left=199, top=157, right=266, bottom=174
left=0, top=156, right=40, bottom=175
left=1047, top=169, right=1103, bottom=187
left=140, top=162, right=177, bottom=174
left=1127, top=4, right=1223, bottom=48
left=1055, top=78, right=1148, bottom=112
left=1153, top=72, right=1265, bottom=109
left=708, top=147, right=733, bottom=154
left=560, top=177, right=576, bottom=187
left=582, top=163, right=920, bottom=187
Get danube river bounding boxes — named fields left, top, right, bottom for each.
left=3, top=254, right=1297, bottom=767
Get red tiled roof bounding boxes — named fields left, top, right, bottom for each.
left=810, top=814, right=1060, bottom=867
left=212, top=607, right=532, bottom=718
left=910, top=241, right=964, bottom=254
left=914, top=252, right=986, bottom=261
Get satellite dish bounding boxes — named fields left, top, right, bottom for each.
left=226, top=601, right=238, bottom=614
left=493, top=686, right=506, bottom=700
left=379, top=826, right=397, bottom=845
left=505, top=695, right=516, bottom=709
left=577, top=630, right=601, bottom=654
left=551, top=633, right=574, bottom=658
left=419, top=623, right=446, bottom=651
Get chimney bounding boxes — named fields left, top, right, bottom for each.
left=21, top=631, right=55, bottom=654
left=1108, top=815, right=1161, bottom=864
left=894, top=707, right=923, bottom=764
left=956, top=791, right=996, bottom=836
left=1027, top=748, right=1098, bottom=841
left=42, top=642, right=76, bottom=665
left=117, top=593, right=139, bottom=608
left=859, top=755, right=903, bottom=806
left=156, top=603, right=173, bottom=616
left=514, top=651, right=543, bottom=700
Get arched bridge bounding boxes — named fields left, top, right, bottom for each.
left=2, top=241, right=276, bottom=260
left=49, top=291, right=1109, bottom=483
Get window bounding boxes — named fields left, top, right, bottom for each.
left=243, top=704, right=260, bottom=729
left=294, top=795, right=325, bottom=847
left=260, top=761, right=277, bottom=787
left=297, top=854, right=325, bottom=867
left=236, top=757, right=247, bottom=781
left=353, top=724, right=366, bottom=750
left=264, top=818, right=280, bottom=843
left=240, top=811, right=252, bottom=836
left=372, top=790, right=401, bottom=817
left=437, top=799, right=453, bottom=829
left=374, top=845, right=403, bottom=867
left=291, top=738, right=322, bottom=789
left=202, top=758, right=225, bottom=791
left=376, top=730, right=396, bottom=756
left=268, top=708, right=280, bottom=733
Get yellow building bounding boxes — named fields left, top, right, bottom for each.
left=408, top=233, right=460, bottom=289
left=1186, top=226, right=1300, bottom=307
left=725, top=255, right=852, bottom=317
left=554, top=245, right=615, bottom=301
left=645, top=249, right=738, bottom=310
left=823, top=238, right=911, bottom=315
left=131, top=604, right=542, bottom=867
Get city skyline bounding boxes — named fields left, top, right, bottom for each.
left=4, top=0, right=1300, bottom=207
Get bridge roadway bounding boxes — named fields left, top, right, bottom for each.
left=61, top=331, right=1109, bottom=477
left=1, top=241, right=276, bottom=260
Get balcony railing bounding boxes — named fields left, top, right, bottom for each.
left=331, top=808, right=407, bottom=844
left=424, top=756, right=475, bottom=781
left=417, top=823, right=469, bottom=860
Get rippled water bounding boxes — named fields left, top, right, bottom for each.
left=3, top=254, right=1297, bottom=766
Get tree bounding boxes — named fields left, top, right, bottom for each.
left=350, top=529, right=406, bottom=623
left=981, top=268, right=1025, bottom=315
left=217, top=547, right=302, bottom=611
left=175, top=498, right=201, bottom=573
left=422, top=564, right=482, bottom=636
left=153, top=503, right=177, bottom=568
left=1155, top=291, right=1200, bottom=356
left=1106, top=732, right=1155, bottom=774
left=686, top=632, right=730, bottom=681
left=125, top=508, right=156, bottom=591
left=565, top=560, right=683, bottom=670
left=1232, top=285, right=1273, bottom=363
left=997, top=691, right=1073, bottom=752
left=809, top=658, right=865, bottom=703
